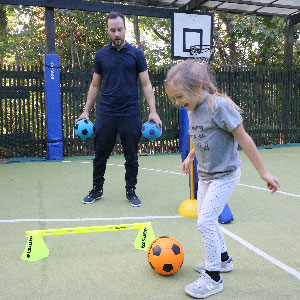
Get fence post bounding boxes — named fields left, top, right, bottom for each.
left=44, top=54, right=63, bottom=160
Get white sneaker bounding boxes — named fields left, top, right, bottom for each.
left=195, top=257, right=233, bottom=273
left=185, top=272, right=223, bottom=299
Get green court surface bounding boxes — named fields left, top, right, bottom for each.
left=1, top=147, right=300, bottom=300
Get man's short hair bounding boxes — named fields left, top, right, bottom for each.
left=105, top=12, right=125, bottom=27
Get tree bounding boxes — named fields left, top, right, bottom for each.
left=132, top=16, right=144, bottom=51
left=127, top=16, right=171, bottom=69
left=55, top=9, right=108, bottom=69
left=1, top=6, right=299, bottom=70
left=213, top=13, right=300, bottom=69
left=0, top=5, right=7, bottom=66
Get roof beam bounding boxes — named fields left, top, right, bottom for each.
left=0, top=0, right=175, bottom=18
left=287, top=12, right=300, bottom=25
left=178, top=0, right=207, bottom=12
left=215, top=0, right=300, bottom=10
left=178, top=0, right=299, bottom=16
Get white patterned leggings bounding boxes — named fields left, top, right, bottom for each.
left=197, top=168, right=241, bottom=271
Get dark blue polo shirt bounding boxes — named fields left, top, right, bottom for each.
left=94, top=42, right=147, bottom=116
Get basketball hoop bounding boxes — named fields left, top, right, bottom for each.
left=189, top=45, right=215, bottom=63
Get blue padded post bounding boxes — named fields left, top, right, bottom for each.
left=179, top=106, right=190, bottom=159
left=179, top=107, right=198, bottom=199
left=179, top=107, right=186, bottom=153
left=44, top=54, right=63, bottom=160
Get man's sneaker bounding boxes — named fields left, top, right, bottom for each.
left=82, top=187, right=103, bottom=204
left=126, top=189, right=141, bottom=207
left=195, top=257, right=233, bottom=273
left=185, top=272, right=223, bottom=299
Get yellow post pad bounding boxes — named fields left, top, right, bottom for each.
left=178, top=136, right=197, bottom=218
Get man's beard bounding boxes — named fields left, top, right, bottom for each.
left=112, top=38, right=124, bottom=49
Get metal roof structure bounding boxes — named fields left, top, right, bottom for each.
left=0, top=0, right=299, bottom=68
left=1, top=1, right=300, bottom=20
left=98, top=0, right=300, bottom=22
left=117, top=0, right=300, bottom=16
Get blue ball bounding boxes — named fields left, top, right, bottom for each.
left=141, top=121, right=162, bottom=141
left=74, top=119, right=95, bottom=140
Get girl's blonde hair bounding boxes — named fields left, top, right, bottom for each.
left=164, top=59, right=241, bottom=114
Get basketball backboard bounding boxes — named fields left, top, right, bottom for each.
left=171, top=12, right=214, bottom=61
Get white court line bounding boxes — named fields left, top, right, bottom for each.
left=221, top=227, right=300, bottom=280
left=105, top=163, right=300, bottom=198
left=2, top=214, right=299, bottom=281
left=4, top=161, right=300, bottom=279
left=238, top=183, right=300, bottom=198
left=100, top=164, right=300, bottom=279
left=0, top=215, right=184, bottom=223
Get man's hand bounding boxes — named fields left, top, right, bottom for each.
left=75, top=111, right=90, bottom=125
left=148, top=112, right=162, bottom=129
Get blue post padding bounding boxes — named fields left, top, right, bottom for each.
left=46, top=142, right=63, bottom=160
left=44, top=54, right=63, bottom=160
left=179, top=107, right=198, bottom=199
left=179, top=107, right=189, bottom=154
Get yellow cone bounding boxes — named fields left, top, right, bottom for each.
left=21, top=232, right=49, bottom=261
left=134, top=224, right=156, bottom=251
left=178, top=199, right=197, bottom=218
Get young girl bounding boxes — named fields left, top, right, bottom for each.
left=164, top=60, right=280, bottom=299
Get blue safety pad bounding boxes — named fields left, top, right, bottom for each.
left=46, top=142, right=63, bottom=160
left=44, top=54, right=63, bottom=160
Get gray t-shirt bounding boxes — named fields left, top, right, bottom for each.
left=188, top=96, right=242, bottom=179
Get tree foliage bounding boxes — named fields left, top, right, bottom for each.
left=127, top=16, right=171, bottom=69
left=0, top=4, right=299, bottom=70
left=55, top=9, right=108, bottom=69
left=214, top=13, right=300, bottom=69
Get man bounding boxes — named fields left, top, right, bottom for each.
left=76, top=11, right=162, bottom=207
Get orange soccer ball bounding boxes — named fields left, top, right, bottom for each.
left=147, top=236, right=184, bottom=276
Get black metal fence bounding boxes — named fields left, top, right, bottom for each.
left=1, top=65, right=300, bottom=159
left=0, top=65, right=45, bottom=158
left=216, top=67, right=300, bottom=145
left=59, top=67, right=179, bottom=157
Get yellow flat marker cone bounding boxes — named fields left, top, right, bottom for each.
left=21, top=232, right=49, bottom=261
left=178, top=199, right=197, bottom=218
left=178, top=136, right=197, bottom=218
left=134, top=223, right=156, bottom=251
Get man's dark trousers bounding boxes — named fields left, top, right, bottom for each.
left=93, top=114, right=141, bottom=190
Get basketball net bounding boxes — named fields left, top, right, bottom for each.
left=189, top=45, right=215, bottom=64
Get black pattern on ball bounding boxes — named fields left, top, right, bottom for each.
left=153, top=245, right=162, bottom=256
left=172, top=244, right=181, bottom=255
left=163, top=264, right=174, bottom=272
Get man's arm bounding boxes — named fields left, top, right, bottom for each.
left=75, top=72, right=102, bottom=123
left=139, top=70, right=162, bottom=128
